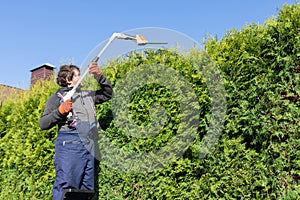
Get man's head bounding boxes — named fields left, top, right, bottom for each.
left=56, top=65, right=80, bottom=87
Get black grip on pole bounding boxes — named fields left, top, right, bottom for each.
left=92, top=56, right=99, bottom=63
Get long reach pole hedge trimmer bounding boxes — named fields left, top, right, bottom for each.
left=63, top=33, right=167, bottom=101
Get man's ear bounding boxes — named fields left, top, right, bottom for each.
left=66, top=77, right=72, bottom=86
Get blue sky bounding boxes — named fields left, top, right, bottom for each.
left=0, top=0, right=297, bottom=90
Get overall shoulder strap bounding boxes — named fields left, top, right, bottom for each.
left=56, top=92, right=65, bottom=103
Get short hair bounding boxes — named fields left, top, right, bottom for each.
left=56, top=65, right=80, bottom=87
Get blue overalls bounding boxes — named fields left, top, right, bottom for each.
left=52, top=92, right=96, bottom=200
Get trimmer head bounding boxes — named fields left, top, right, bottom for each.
left=115, top=33, right=168, bottom=46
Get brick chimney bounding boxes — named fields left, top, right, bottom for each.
left=30, top=63, right=55, bottom=86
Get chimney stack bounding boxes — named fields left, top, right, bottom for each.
left=30, top=63, right=55, bottom=86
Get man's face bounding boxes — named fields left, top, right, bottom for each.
left=67, top=69, right=80, bottom=87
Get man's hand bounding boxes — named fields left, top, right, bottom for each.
left=89, top=62, right=102, bottom=77
left=58, top=99, right=72, bottom=115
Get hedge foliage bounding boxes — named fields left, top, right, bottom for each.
left=0, top=80, right=58, bottom=199
left=0, top=3, right=299, bottom=199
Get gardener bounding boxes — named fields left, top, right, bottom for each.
left=39, top=62, right=113, bottom=200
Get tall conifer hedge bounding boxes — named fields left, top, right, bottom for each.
left=0, top=3, right=299, bottom=199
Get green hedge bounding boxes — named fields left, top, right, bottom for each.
left=0, top=80, right=58, bottom=199
left=0, top=3, right=299, bottom=199
left=205, top=3, right=300, bottom=199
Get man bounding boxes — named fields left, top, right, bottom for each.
left=40, top=62, right=113, bottom=200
